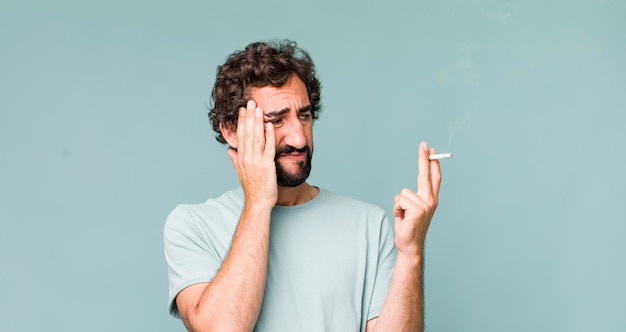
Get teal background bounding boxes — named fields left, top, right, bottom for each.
left=1, top=0, right=625, bottom=331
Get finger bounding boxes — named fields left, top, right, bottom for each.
left=252, top=106, right=265, bottom=152
left=400, top=187, right=431, bottom=216
left=235, top=107, right=246, bottom=157
left=394, top=189, right=425, bottom=218
left=417, top=141, right=433, bottom=202
left=429, top=147, right=442, bottom=202
left=400, top=187, right=423, bottom=206
left=264, top=122, right=275, bottom=159
left=243, top=100, right=256, bottom=160
left=393, top=194, right=405, bottom=218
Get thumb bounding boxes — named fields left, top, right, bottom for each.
left=226, top=147, right=239, bottom=171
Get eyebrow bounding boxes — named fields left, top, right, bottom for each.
left=264, top=105, right=312, bottom=118
left=298, top=105, right=313, bottom=114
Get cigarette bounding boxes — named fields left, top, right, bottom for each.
left=429, top=153, right=453, bottom=160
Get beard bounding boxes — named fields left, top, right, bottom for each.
left=275, top=145, right=312, bottom=187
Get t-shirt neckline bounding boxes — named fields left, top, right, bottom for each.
left=233, top=186, right=329, bottom=214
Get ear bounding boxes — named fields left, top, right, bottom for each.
left=219, top=122, right=237, bottom=149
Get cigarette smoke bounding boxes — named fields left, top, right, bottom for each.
left=447, top=110, right=471, bottom=150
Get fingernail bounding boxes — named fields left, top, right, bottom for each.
left=255, top=107, right=262, bottom=117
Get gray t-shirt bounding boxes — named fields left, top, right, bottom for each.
left=164, top=187, right=397, bottom=331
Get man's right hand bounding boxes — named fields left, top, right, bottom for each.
left=227, top=100, right=278, bottom=206
left=177, top=101, right=276, bottom=332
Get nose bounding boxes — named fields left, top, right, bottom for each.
left=279, top=115, right=307, bottom=149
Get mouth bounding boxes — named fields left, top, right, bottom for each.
left=279, top=152, right=307, bottom=161
left=276, top=145, right=310, bottom=162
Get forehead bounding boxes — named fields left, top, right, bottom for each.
left=249, top=75, right=310, bottom=113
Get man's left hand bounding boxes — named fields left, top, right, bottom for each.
left=393, top=141, right=442, bottom=255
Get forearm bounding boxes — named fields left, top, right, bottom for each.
left=373, top=251, right=425, bottom=332
left=184, top=204, right=272, bottom=332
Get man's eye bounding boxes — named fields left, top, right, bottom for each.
left=269, top=118, right=285, bottom=127
left=299, top=113, right=312, bottom=122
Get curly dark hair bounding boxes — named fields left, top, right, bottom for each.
left=208, top=40, right=322, bottom=144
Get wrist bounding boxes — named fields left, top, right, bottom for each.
left=243, top=191, right=277, bottom=208
left=396, top=243, right=425, bottom=263
left=242, top=199, right=274, bottom=217
left=396, top=250, right=423, bottom=264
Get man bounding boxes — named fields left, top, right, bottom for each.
left=164, top=40, right=442, bottom=332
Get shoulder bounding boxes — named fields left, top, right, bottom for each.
left=164, top=188, right=243, bottom=235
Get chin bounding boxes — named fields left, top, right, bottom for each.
left=275, top=153, right=312, bottom=188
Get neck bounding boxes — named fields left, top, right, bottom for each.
left=276, top=182, right=319, bottom=206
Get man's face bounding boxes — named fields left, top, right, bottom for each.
left=249, top=75, right=314, bottom=187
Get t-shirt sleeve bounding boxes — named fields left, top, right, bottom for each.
left=163, top=205, right=224, bottom=317
left=367, top=214, right=398, bottom=320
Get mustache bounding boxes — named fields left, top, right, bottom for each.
left=276, top=145, right=310, bottom=157
left=229, top=145, right=310, bottom=157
